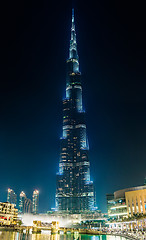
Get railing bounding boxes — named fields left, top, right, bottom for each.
left=108, top=231, right=146, bottom=240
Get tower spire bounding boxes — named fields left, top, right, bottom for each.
left=72, top=8, right=75, bottom=29
left=69, top=8, right=78, bottom=60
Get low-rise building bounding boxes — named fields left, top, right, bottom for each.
left=106, top=194, right=115, bottom=216
left=107, top=196, right=127, bottom=219
left=0, top=202, right=18, bottom=226
left=125, top=188, right=146, bottom=217
left=107, top=185, right=146, bottom=220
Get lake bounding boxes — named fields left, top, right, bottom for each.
left=0, top=231, right=130, bottom=240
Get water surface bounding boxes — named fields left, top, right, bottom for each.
left=0, top=231, right=129, bottom=240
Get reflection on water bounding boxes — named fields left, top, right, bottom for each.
left=0, top=231, right=128, bottom=240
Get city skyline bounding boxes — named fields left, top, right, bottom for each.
left=1, top=0, right=146, bottom=213
left=6, top=188, right=39, bottom=214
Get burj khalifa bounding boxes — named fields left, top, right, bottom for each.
left=56, top=9, right=95, bottom=213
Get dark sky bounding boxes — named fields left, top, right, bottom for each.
left=1, top=0, right=146, bottom=212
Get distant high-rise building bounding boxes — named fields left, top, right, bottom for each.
left=19, top=191, right=32, bottom=213
left=56, top=9, right=95, bottom=212
left=7, top=188, right=17, bottom=206
left=19, top=191, right=26, bottom=213
left=32, top=190, right=39, bottom=214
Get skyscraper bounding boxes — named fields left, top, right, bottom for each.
left=56, top=9, right=95, bottom=212
left=19, top=191, right=32, bottom=213
left=7, top=188, right=17, bottom=206
left=19, top=191, right=26, bottom=213
left=32, top=190, right=39, bottom=214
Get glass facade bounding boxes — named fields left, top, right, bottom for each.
left=106, top=194, right=115, bottom=215
left=32, top=190, right=39, bottom=214
left=7, top=188, right=17, bottom=207
left=56, top=9, right=95, bottom=212
left=19, top=191, right=32, bottom=214
left=109, top=198, right=128, bottom=219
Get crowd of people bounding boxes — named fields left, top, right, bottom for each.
left=109, top=229, right=146, bottom=240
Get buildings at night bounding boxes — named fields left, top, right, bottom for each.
left=106, top=193, right=114, bottom=216
left=106, top=185, right=146, bottom=219
left=19, top=190, right=39, bottom=214
left=32, top=190, right=39, bottom=214
left=0, top=202, right=18, bottom=226
left=19, top=191, right=26, bottom=213
left=6, top=189, right=39, bottom=214
left=7, top=188, right=17, bottom=207
left=19, top=191, right=32, bottom=214
left=56, top=9, right=95, bottom=212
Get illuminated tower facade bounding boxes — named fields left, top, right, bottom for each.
left=32, top=190, right=39, bottom=214
left=19, top=191, right=26, bottom=213
left=56, top=9, right=95, bottom=212
left=7, top=188, right=17, bottom=206
left=19, top=191, right=32, bottom=213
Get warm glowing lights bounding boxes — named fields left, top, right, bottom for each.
left=110, top=205, right=127, bottom=210
left=33, top=190, right=39, bottom=195
left=8, top=188, right=12, bottom=193
left=20, top=191, right=26, bottom=197
left=32, top=190, right=39, bottom=214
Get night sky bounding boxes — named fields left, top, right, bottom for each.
left=1, top=0, right=146, bottom=212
